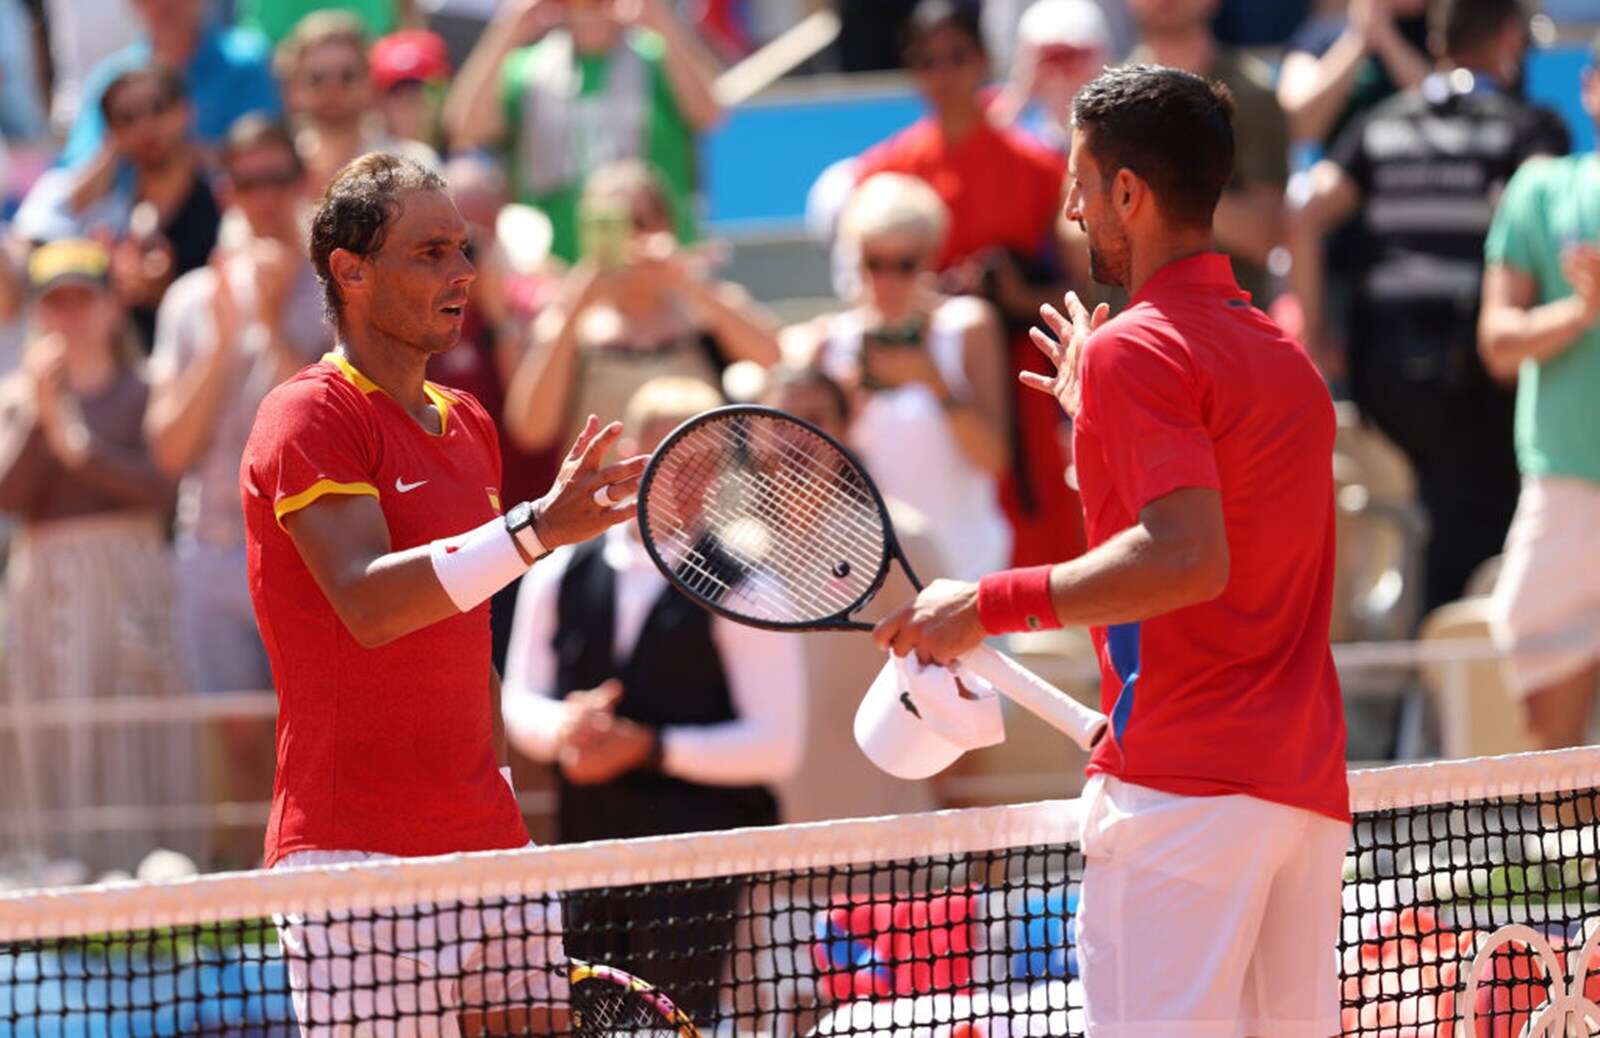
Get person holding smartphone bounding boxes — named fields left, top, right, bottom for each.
left=503, top=159, right=782, bottom=456
left=782, top=171, right=1013, bottom=581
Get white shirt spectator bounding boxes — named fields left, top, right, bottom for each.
left=503, top=524, right=807, bottom=788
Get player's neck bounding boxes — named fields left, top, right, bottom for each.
left=1126, top=231, right=1216, bottom=298
left=334, top=330, right=431, bottom=418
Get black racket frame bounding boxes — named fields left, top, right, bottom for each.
left=636, top=404, right=927, bottom=633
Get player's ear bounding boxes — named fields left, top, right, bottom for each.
left=328, top=248, right=367, bottom=301
left=1112, top=168, right=1141, bottom=218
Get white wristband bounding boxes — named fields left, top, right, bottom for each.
left=429, top=516, right=532, bottom=613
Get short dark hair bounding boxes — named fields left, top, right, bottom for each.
left=762, top=364, right=851, bottom=424
left=310, top=152, right=446, bottom=324
left=220, top=113, right=302, bottom=174
left=1070, top=64, right=1235, bottom=230
left=1430, top=0, right=1527, bottom=61
left=899, top=0, right=985, bottom=60
left=100, top=64, right=186, bottom=123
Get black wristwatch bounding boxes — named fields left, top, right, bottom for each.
left=505, top=500, right=548, bottom=560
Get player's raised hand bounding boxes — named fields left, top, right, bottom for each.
left=532, top=415, right=648, bottom=549
left=1021, top=292, right=1108, bottom=419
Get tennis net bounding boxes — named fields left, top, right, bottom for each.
left=1, top=747, right=1598, bottom=1036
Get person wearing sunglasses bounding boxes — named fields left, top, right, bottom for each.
left=275, top=9, right=440, bottom=194
left=784, top=172, right=1012, bottom=583
left=853, top=0, right=1085, bottom=575
left=990, top=0, right=1111, bottom=154
left=16, top=64, right=223, bottom=352
left=53, top=0, right=282, bottom=171
left=143, top=115, right=329, bottom=866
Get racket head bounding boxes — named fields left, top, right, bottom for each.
left=567, top=960, right=702, bottom=1038
left=636, top=405, right=911, bottom=632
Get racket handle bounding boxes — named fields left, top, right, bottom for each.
left=956, top=645, right=1108, bottom=753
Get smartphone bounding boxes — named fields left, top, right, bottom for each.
left=579, top=198, right=631, bottom=270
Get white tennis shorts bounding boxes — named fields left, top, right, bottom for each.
left=1489, top=476, right=1600, bottom=696
left=274, top=848, right=568, bottom=1038
left=1077, top=776, right=1349, bottom=1038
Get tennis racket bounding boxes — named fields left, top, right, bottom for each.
left=568, top=960, right=702, bottom=1038
left=635, top=405, right=1108, bottom=752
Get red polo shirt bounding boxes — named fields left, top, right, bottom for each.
left=242, top=354, right=531, bottom=866
left=855, top=116, right=1065, bottom=271
left=1075, top=253, right=1348, bottom=822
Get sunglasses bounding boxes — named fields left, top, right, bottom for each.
left=303, top=65, right=363, bottom=88
left=908, top=44, right=978, bottom=73
left=108, top=93, right=177, bottom=129
left=862, top=252, right=923, bottom=276
left=231, top=167, right=301, bottom=192
left=1035, top=43, right=1097, bottom=67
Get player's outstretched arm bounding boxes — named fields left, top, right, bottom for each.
left=875, top=488, right=1229, bottom=665
left=284, top=417, right=645, bottom=649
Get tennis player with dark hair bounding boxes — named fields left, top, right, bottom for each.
left=876, top=65, right=1350, bottom=1036
left=242, top=152, right=644, bottom=1036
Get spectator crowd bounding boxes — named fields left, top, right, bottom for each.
left=0, top=0, right=1596, bottom=895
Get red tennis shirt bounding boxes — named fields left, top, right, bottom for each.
left=1075, top=253, right=1348, bottom=822
left=242, top=353, right=529, bottom=866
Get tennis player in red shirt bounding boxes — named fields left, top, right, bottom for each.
left=876, top=66, right=1349, bottom=1037
left=242, top=153, right=644, bottom=1036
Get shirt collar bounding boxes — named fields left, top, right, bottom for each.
left=1422, top=69, right=1503, bottom=104
left=1129, top=251, right=1239, bottom=306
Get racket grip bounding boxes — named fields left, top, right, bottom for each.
left=956, top=645, right=1108, bottom=753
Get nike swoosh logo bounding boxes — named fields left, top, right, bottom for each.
left=395, top=477, right=428, bottom=493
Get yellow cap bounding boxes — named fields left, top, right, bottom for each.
left=27, top=239, right=111, bottom=294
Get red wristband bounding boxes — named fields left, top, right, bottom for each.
left=976, top=565, right=1060, bottom=635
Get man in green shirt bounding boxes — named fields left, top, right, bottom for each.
left=1480, top=33, right=1600, bottom=750
left=236, top=0, right=407, bottom=45
left=443, top=0, right=722, bottom=264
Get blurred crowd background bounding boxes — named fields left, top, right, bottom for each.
left=0, top=0, right=1597, bottom=886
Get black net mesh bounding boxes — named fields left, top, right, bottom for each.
left=3, top=756, right=1599, bottom=1036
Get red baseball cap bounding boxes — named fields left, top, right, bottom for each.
left=370, top=30, right=450, bottom=92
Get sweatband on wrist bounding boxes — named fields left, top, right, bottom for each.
left=499, top=765, right=515, bottom=796
left=977, top=566, right=1060, bottom=635
left=428, top=516, right=531, bottom=613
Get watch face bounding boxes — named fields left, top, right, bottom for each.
left=507, top=500, right=533, bottom=530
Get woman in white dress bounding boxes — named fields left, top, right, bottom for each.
left=783, top=172, right=1013, bottom=581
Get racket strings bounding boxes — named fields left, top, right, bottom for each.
left=641, top=415, right=888, bottom=626
left=573, top=982, right=680, bottom=1037
left=659, top=477, right=860, bottom=621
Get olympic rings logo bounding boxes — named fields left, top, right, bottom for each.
left=1463, top=923, right=1600, bottom=1035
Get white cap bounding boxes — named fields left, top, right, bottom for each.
left=854, top=654, right=1006, bottom=780
left=1018, top=0, right=1111, bottom=52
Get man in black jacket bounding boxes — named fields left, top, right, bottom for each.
left=1289, top=0, right=1570, bottom=611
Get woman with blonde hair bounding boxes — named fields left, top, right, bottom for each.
left=784, top=172, right=1012, bottom=580
left=0, top=239, right=194, bottom=877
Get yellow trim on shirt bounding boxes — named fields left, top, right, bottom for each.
left=423, top=381, right=454, bottom=434
left=322, top=351, right=456, bottom=436
left=275, top=479, right=381, bottom=528
left=322, top=352, right=380, bottom=395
